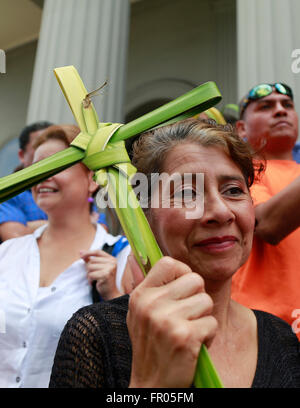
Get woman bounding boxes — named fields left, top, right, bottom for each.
left=0, top=125, right=130, bottom=388
left=49, top=119, right=300, bottom=388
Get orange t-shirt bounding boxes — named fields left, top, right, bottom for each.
left=232, top=160, right=300, bottom=338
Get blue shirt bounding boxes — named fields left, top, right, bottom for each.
left=292, top=142, right=300, bottom=163
left=0, top=190, right=47, bottom=225
left=0, top=191, right=107, bottom=226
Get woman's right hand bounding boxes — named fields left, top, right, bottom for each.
left=127, top=256, right=218, bottom=388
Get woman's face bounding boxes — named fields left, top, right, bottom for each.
left=32, top=139, right=95, bottom=216
left=148, top=143, right=255, bottom=282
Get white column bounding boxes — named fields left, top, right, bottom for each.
left=212, top=0, right=237, bottom=107
left=237, top=0, right=300, bottom=118
left=27, top=0, right=130, bottom=125
left=237, top=0, right=300, bottom=117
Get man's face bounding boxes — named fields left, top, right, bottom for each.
left=18, top=129, right=45, bottom=168
left=237, top=92, right=299, bottom=158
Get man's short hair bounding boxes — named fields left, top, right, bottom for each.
left=19, top=121, right=53, bottom=151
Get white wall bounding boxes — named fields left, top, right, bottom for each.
left=0, top=42, right=38, bottom=149
left=237, top=0, right=300, bottom=122
left=0, top=42, right=40, bottom=176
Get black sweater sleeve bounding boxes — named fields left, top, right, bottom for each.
left=49, top=295, right=131, bottom=388
left=49, top=299, right=300, bottom=388
left=252, top=310, right=300, bottom=388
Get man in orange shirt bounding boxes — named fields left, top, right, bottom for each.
left=231, top=83, right=300, bottom=338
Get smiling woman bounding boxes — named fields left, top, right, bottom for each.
left=49, top=119, right=300, bottom=388
left=32, top=126, right=93, bottom=221
left=147, top=143, right=255, bottom=282
left=0, top=124, right=131, bottom=388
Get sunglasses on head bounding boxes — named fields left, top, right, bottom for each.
left=240, top=83, right=294, bottom=118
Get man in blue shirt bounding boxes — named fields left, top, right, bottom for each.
left=0, top=121, right=53, bottom=241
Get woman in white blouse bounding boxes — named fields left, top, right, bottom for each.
left=0, top=125, right=130, bottom=388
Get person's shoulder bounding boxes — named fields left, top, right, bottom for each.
left=0, top=231, right=35, bottom=249
left=95, top=223, right=116, bottom=244
left=50, top=295, right=131, bottom=388
left=0, top=233, right=36, bottom=269
left=254, top=309, right=297, bottom=343
left=68, top=294, right=129, bottom=329
left=253, top=310, right=300, bottom=387
left=253, top=159, right=300, bottom=188
left=265, top=159, right=300, bottom=170
left=0, top=223, right=46, bottom=248
left=254, top=309, right=300, bottom=368
left=84, top=294, right=129, bottom=317
left=57, top=295, right=130, bottom=355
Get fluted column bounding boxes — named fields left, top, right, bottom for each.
left=237, top=0, right=300, bottom=116
left=211, top=0, right=237, bottom=107
left=27, top=0, right=130, bottom=125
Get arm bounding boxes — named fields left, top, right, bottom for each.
left=254, top=174, right=300, bottom=245
left=0, top=221, right=32, bottom=241
left=0, top=193, right=47, bottom=241
left=0, top=220, right=47, bottom=241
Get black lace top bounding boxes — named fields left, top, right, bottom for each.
left=49, top=295, right=300, bottom=388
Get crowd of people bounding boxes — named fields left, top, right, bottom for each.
left=1, top=81, right=300, bottom=388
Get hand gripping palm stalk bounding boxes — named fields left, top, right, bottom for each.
left=0, top=66, right=223, bottom=388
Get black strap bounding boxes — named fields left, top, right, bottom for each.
left=92, top=243, right=115, bottom=303
left=101, top=243, right=115, bottom=255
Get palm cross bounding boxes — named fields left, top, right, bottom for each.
left=0, top=65, right=223, bottom=387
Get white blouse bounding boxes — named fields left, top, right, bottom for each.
left=0, top=224, right=130, bottom=388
